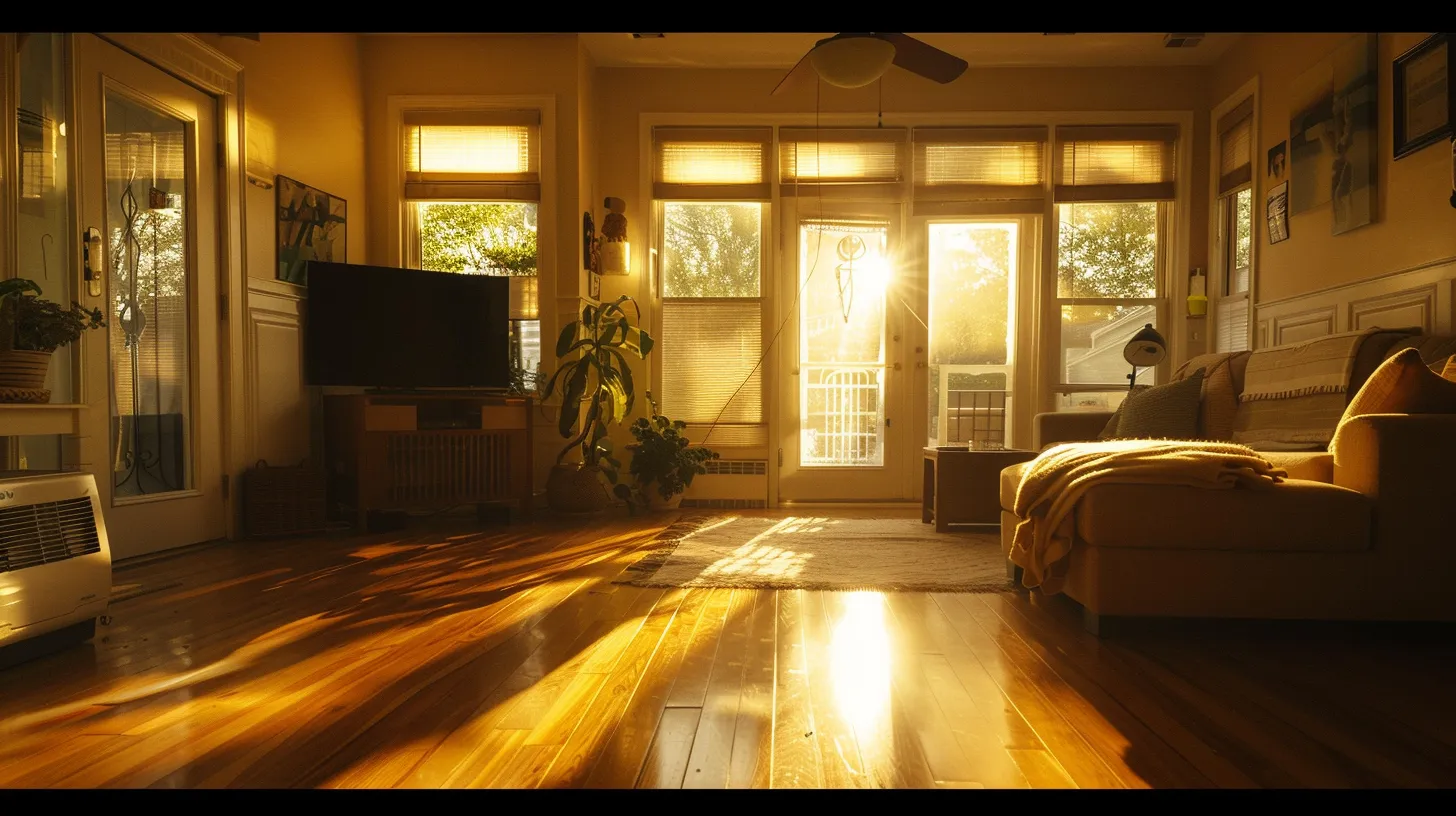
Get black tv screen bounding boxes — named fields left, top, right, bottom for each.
left=304, top=262, right=511, bottom=389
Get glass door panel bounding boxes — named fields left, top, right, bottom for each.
left=926, top=221, right=1018, bottom=449
left=104, top=90, right=193, bottom=497
left=798, top=219, right=890, bottom=467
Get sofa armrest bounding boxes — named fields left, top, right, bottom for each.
left=1332, top=413, right=1456, bottom=551
left=1033, top=411, right=1113, bottom=450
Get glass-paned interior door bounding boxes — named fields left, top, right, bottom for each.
left=778, top=203, right=909, bottom=502
left=926, top=221, right=1019, bottom=449
left=77, top=33, right=225, bottom=559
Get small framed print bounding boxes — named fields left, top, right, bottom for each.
left=1393, top=33, right=1450, bottom=160
left=588, top=270, right=602, bottom=301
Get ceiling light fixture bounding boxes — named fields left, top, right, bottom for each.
left=808, top=34, right=897, bottom=89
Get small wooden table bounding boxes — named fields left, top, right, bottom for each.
left=922, top=446, right=1038, bottom=532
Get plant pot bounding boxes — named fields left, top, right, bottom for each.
left=646, top=488, right=684, bottom=511
left=545, top=463, right=610, bottom=514
left=0, top=349, right=52, bottom=403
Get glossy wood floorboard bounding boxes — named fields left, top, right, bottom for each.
left=2, top=510, right=1455, bottom=788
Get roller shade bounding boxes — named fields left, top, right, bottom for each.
left=660, top=299, right=765, bottom=446
left=652, top=126, right=773, bottom=201
left=403, top=109, right=540, bottom=201
left=1217, top=98, right=1254, bottom=196
left=1054, top=124, right=1179, bottom=202
left=912, top=126, right=1047, bottom=215
left=779, top=127, right=908, bottom=199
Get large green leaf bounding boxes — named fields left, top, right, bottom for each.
left=554, top=322, right=578, bottom=358
left=601, top=346, right=635, bottom=417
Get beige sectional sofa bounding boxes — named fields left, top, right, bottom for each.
left=998, top=332, right=1456, bottom=634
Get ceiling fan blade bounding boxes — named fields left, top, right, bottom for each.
left=880, top=33, right=967, bottom=84
left=771, top=49, right=817, bottom=96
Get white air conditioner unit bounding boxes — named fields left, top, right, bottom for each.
left=0, top=473, right=112, bottom=654
left=681, top=459, right=770, bottom=510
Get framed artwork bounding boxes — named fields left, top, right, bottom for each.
left=1267, top=141, right=1287, bottom=181
left=1288, top=33, right=1378, bottom=234
left=1393, top=33, right=1450, bottom=160
left=276, top=175, right=346, bottom=285
left=588, top=270, right=602, bottom=301
left=1267, top=181, right=1290, bottom=245
left=582, top=211, right=596, bottom=270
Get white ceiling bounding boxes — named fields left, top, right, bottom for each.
left=580, top=33, right=1242, bottom=70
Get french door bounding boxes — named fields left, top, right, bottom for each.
left=777, top=200, right=913, bottom=502
left=75, top=34, right=226, bottom=558
left=911, top=216, right=1036, bottom=454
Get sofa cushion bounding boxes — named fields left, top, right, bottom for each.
left=1109, top=370, right=1204, bottom=440
left=1073, top=479, right=1371, bottom=553
left=1261, top=451, right=1333, bottom=482
left=1173, top=351, right=1251, bottom=440
left=1444, top=355, right=1456, bottom=382
left=1000, top=460, right=1030, bottom=511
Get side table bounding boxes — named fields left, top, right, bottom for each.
left=922, top=446, right=1038, bottom=532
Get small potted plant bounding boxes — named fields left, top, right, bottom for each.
left=0, top=278, right=105, bottom=403
left=615, top=392, right=719, bottom=512
left=540, top=294, right=652, bottom=513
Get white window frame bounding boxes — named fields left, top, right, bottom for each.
left=651, top=198, right=771, bottom=448
left=386, top=94, right=557, bottom=375
left=1210, top=79, right=1260, bottom=354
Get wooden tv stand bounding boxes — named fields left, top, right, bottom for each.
left=322, top=391, right=533, bottom=531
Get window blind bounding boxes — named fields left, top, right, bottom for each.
left=1215, top=292, right=1250, bottom=352
left=1217, top=98, right=1254, bottom=196
left=403, top=109, right=540, bottom=201
left=652, top=126, right=773, bottom=201
left=660, top=299, right=766, bottom=446
left=106, top=131, right=186, bottom=181
left=1054, top=124, right=1179, bottom=202
left=912, top=126, right=1047, bottom=215
left=779, top=127, right=908, bottom=199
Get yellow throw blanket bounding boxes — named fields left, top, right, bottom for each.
left=1009, top=440, right=1286, bottom=594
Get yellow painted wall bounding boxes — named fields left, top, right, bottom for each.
left=1210, top=33, right=1455, bottom=304
left=199, top=34, right=368, bottom=278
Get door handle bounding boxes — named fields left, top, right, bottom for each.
left=82, top=227, right=103, bottom=297
left=892, top=362, right=903, bottom=371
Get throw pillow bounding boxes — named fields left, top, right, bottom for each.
left=1173, top=351, right=1251, bottom=440
left=1443, top=355, right=1456, bottom=382
left=1109, top=369, right=1205, bottom=440
left=1340, top=347, right=1456, bottom=419
left=1331, top=348, right=1456, bottom=460
left=1097, top=386, right=1147, bottom=440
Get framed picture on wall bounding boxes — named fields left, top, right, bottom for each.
left=276, top=175, right=346, bottom=285
left=1393, top=32, right=1450, bottom=159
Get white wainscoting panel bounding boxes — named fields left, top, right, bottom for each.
left=1254, top=256, right=1456, bottom=347
left=246, top=278, right=310, bottom=467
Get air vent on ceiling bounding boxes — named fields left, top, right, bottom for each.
left=632, top=33, right=665, bottom=39
left=1163, top=33, right=1205, bottom=49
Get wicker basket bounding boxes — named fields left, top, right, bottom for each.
left=0, top=349, right=52, bottom=401
left=243, top=459, right=327, bottom=538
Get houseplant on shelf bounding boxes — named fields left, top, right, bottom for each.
left=615, top=392, right=719, bottom=512
left=540, top=294, right=652, bottom=513
left=0, top=278, right=105, bottom=404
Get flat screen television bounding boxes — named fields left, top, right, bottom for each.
left=304, top=261, right=511, bottom=390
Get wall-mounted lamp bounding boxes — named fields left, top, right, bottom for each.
left=599, top=196, right=630, bottom=276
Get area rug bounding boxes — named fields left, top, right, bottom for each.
left=620, top=515, right=1011, bottom=592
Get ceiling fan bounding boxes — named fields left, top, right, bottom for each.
left=772, top=33, right=968, bottom=95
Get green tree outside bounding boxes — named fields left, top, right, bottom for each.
left=418, top=202, right=538, bottom=275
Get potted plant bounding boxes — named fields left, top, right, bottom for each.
left=540, top=294, right=652, bottom=513
left=0, top=278, right=105, bottom=403
left=615, top=392, right=719, bottom=512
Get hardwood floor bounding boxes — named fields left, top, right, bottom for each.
left=2, top=509, right=1454, bottom=788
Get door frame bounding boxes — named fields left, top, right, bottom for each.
left=776, top=197, right=912, bottom=503
left=84, top=34, right=247, bottom=540
left=905, top=213, right=1042, bottom=455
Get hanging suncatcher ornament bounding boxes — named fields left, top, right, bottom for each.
left=835, top=233, right=865, bottom=323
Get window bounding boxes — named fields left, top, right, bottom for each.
left=653, top=127, right=771, bottom=446
left=404, top=109, right=542, bottom=387
left=1214, top=97, right=1254, bottom=352
left=911, top=126, right=1047, bottom=215
left=1051, top=125, right=1177, bottom=410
